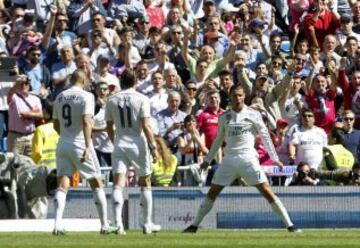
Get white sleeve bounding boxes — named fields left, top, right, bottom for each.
left=254, top=112, right=279, bottom=162
left=105, top=101, right=113, bottom=122
left=205, top=117, right=225, bottom=163
left=83, top=94, right=94, bottom=116
left=140, top=97, right=151, bottom=118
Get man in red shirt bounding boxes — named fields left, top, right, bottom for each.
left=303, top=0, right=340, bottom=50
left=197, top=90, right=224, bottom=151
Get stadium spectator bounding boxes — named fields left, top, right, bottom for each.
left=32, top=100, right=58, bottom=167
left=341, top=110, right=360, bottom=163
left=323, top=127, right=355, bottom=171
left=7, top=75, right=43, bottom=156
left=157, top=91, right=187, bottom=153
left=177, top=114, right=208, bottom=186
left=92, top=82, right=113, bottom=168
left=288, top=108, right=328, bottom=170
left=151, top=136, right=177, bottom=187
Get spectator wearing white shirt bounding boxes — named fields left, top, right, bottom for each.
left=289, top=108, right=328, bottom=170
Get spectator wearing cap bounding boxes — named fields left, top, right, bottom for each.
left=81, top=28, right=116, bottom=70
left=50, top=46, right=77, bottom=100
left=336, top=14, right=360, bottom=48
left=67, top=0, right=108, bottom=35
left=108, top=0, right=146, bottom=20
left=7, top=75, right=43, bottom=156
left=144, top=0, right=166, bottom=29
left=182, top=28, right=239, bottom=82
left=94, top=54, right=120, bottom=93
left=279, top=74, right=307, bottom=128
left=198, top=0, right=217, bottom=27
left=87, top=12, right=120, bottom=48
left=196, top=15, right=229, bottom=58
left=133, top=16, right=151, bottom=54
left=238, top=62, right=294, bottom=120
left=303, top=0, right=340, bottom=50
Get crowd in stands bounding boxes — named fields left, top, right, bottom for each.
left=0, top=0, right=359, bottom=187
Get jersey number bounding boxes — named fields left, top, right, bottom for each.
left=62, top=104, right=72, bottom=127
left=118, top=106, right=132, bottom=128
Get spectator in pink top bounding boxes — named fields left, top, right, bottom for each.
left=7, top=75, right=43, bottom=156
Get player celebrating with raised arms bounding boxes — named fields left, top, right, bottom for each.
left=52, top=69, right=115, bottom=235
left=106, top=69, right=161, bottom=234
left=183, top=85, right=301, bottom=233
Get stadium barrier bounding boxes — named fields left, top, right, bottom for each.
left=44, top=186, right=360, bottom=231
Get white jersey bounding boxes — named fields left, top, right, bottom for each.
left=53, top=86, right=95, bottom=143
left=105, top=88, right=151, bottom=145
left=206, top=106, right=279, bottom=162
left=290, top=125, right=328, bottom=170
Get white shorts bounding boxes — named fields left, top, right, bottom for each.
left=212, top=154, right=268, bottom=186
left=112, top=137, right=151, bottom=177
left=56, top=141, right=101, bottom=180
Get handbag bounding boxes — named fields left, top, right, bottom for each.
left=15, top=93, right=44, bottom=126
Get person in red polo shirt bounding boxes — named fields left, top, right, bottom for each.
left=197, top=90, right=224, bottom=152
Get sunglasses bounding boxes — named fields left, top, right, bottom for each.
left=272, top=61, right=282, bottom=66
left=172, top=31, right=182, bottom=34
left=93, top=33, right=102, bottom=37
left=31, top=53, right=41, bottom=57
left=57, top=19, right=68, bottom=22
left=302, top=114, right=314, bottom=118
left=343, top=117, right=354, bottom=121
left=92, top=18, right=102, bottom=22
left=296, top=58, right=306, bottom=63
left=187, top=88, right=197, bottom=91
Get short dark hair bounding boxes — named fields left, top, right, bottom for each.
left=27, top=45, right=41, bottom=55
left=301, top=107, right=314, bottom=116
left=331, top=127, right=345, bottom=145
left=230, top=84, right=245, bottom=95
left=218, top=69, right=233, bottom=78
left=120, top=69, right=137, bottom=89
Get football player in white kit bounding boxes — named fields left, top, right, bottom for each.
left=183, top=85, right=301, bottom=233
left=52, top=69, right=115, bottom=235
left=105, top=69, right=161, bottom=234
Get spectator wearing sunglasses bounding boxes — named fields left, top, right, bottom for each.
left=341, top=110, right=360, bottom=163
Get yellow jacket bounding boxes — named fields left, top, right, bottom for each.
left=151, top=155, right=177, bottom=186
left=32, top=122, right=59, bottom=167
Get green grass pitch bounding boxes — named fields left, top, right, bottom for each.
left=1, top=230, right=360, bottom=248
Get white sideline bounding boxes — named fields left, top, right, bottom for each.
left=0, top=219, right=100, bottom=232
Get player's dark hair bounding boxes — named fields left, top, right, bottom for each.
left=120, top=68, right=137, bottom=89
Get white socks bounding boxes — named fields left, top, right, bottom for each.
left=112, top=187, right=124, bottom=228
left=54, top=188, right=67, bottom=230
left=270, top=196, right=293, bottom=228
left=140, top=187, right=153, bottom=224
left=93, top=188, right=109, bottom=228
left=192, top=197, right=214, bottom=227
